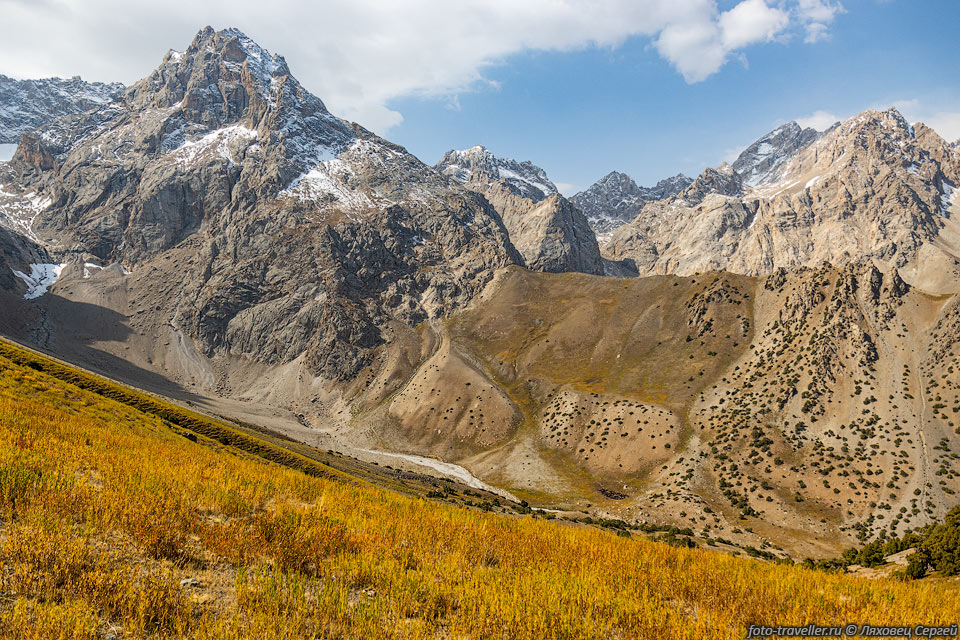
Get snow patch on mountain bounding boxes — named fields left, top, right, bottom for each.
left=281, top=159, right=375, bottom=212
left=0, top=73, right=123, bottom=144
left=12, top=263, right=65, bottom=299
left=943, top=180, right=956, bottom=216
left=734, top=121, right=823, bottom=188
left=435, top=145, right=558, bottom=202
left=171, top=125, right=258, bottom=167
left=0, top=189, right=52, bottom=242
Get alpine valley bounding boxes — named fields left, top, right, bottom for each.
left=4, top=25, right=960, bottom=569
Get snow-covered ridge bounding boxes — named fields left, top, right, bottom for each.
left=0, top=73, right=123, bottom=144
left=12, top=263, right=65, bottom=299
left=170, top=125, right=258, bottom=167
left=435, top=145, right=558, bottom=202
left=278, top=139, right=388, bottom=214
left=943, top=180, right=956, bottom=216
left=280, top=158, right=375, bottom=213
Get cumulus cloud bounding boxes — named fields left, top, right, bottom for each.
left=719, top=0, right=790, bottom=50
left=796, top=109, right=842, bottom=131
left=0, top=0, right=836, bottom=133
left=795, top=0, right=845, bottom=43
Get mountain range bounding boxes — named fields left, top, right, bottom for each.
left=0, top=73, right=124, bottom=145
left=2, top=26, right=960, bottom=558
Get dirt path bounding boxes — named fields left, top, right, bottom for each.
left=356, top=448, right=520, bottom=502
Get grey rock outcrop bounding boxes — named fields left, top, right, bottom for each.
left=0, top=74, right=123, bottom=144
left=3, top=27, right=524, bottom=381
left=732, top=121, right=825, bottom=187
left=570, top=171, right=691, bottom=239
left=438, top=146, right=602, bottom=275
left=570, top=171, right=691, bottom=240
left=605, top=108, right=960, bottom=281
left=436, top=145, right=558, bottom=201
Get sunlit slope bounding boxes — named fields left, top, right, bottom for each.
left=2, top=340, right=958, bottom=639
left=371, top=264, right=960, bottom=557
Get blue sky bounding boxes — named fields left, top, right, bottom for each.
left=386, top=1, right=960, bottom=193
left=2, top=0, right=958, bottom=194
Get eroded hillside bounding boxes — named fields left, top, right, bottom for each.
left=335, top=265, right=960, bottom=557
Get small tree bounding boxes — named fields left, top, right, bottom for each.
left=904, top=549, right=930, bottom=580
left=925, top=507, right=960, bottom=576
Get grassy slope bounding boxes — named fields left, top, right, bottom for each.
left=1, top=340, right=959, bottom=639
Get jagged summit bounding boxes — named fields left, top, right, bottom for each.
left=434, top=145, right=601, bottom=275
left=435, top=145, right=558, bottom=202
left=732, top=120, right=824, bottom=188
left=675, top=163, right=743, bottom=206
left=604, top=107, right=960, bottom=282
left=3, top=26, right=524, bottom=381
left=570, top=170, right=692, bottom=241
left=0, top=73, right=124, bottom=144
left=122, top=26, right=355, bottom=173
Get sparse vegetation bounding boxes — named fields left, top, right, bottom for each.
left=3, top=340, right=960, bottom=637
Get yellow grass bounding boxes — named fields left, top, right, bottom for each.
left=1, top=341, right=958, bottom=638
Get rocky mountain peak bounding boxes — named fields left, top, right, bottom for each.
left=0, top=73, right=124, bottom=144
left=18, top=26, right=356, bottom=182
left=128, top=26, right=354, bottom=162
left=130, top=26, right=291, bottom=113
left=604, top=106, right=960, bottom=281
left=733, top=120, right=824, bottom=188
left=648, top=173, right=694, bottom=199
left=594, top=170, right=639, bottom=193
left=2, top=27, right=528, bottom=381
left=570, top=170, right=692, bottom=241
left=676, top=163, right=744, bottom=206
left=435, top=145, right=558, bottom=202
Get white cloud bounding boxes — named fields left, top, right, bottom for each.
left=796, top=109, right=842, bottom=131
left=922, top=112, right=960, bottom=143
left=654, top=0, right=789, bottom=82
left=0, top=0, right=835, bottom=134
left=788, top=99, right=960, bottom=142
left=795, top=0, right=844, bottom=43
left=719, top=0, right=790, bottom=50
left=554, top=182, right=578, bottom=196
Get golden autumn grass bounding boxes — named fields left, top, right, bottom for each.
left=1, top=341, right=959, bottom=638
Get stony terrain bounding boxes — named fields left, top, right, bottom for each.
left=732, top=120, right=825, bottom=187
left=1, top=28, right=959, bottom=559
left=0, top=73, right=123, bottom=144
left=437, top=146, right=602, bottom=274
left=2, top=27, right=523, bottom=387
left=605, top=109, right=960, bottom=284
left=571, top=171, right=691, bottom=241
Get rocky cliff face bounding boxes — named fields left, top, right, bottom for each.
left=570, top=171, right=691, bottom=241
left=0, top=74, right=124, bottom=144
left=437, top=146, right=602, bottom=275
left=463, top=175, right=602, bottom=274
left=605, top=109, right=960, bottom=284
left=732, top=121, right=825, bottom=187
left=3, top=27, right=523, bottom=381
left=436, top=145, right=558, bottom=201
